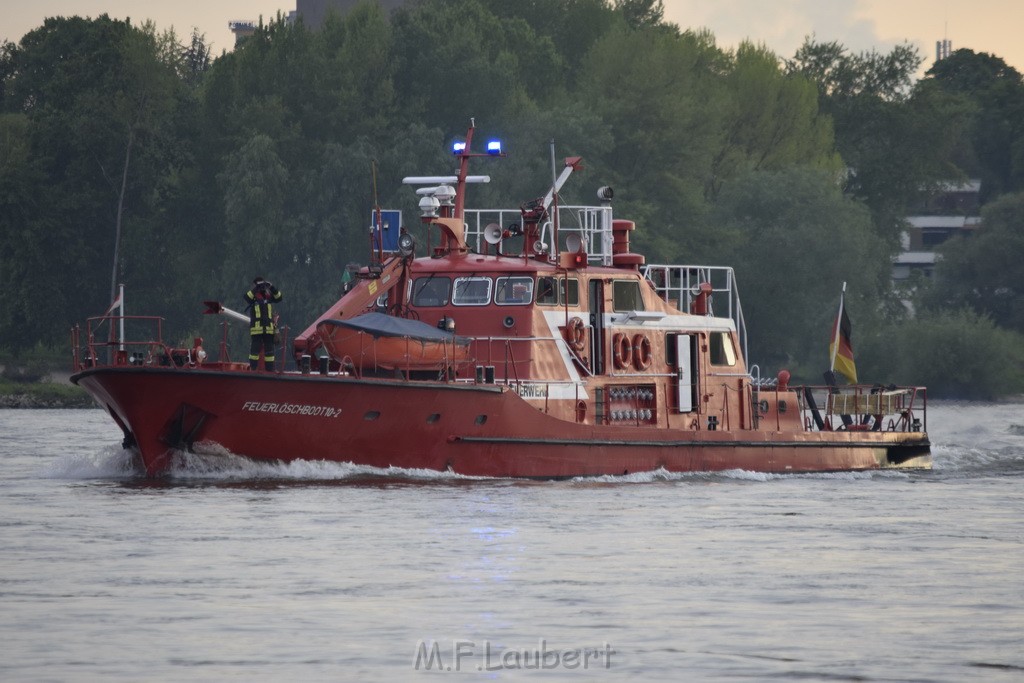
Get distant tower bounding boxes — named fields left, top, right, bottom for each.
left=228, top=20, right=257, bottom=46
left=936, top=38, right=952, bottom=62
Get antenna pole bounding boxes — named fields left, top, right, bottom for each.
left=550, top=139, right=558, bottom=260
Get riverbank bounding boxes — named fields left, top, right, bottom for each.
left=0, top=379, right=95, bottom=409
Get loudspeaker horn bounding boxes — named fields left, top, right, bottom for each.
left=484, top=223, right=503, bottom=245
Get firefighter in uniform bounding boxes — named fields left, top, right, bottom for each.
left=245, top=276, right=283, bottom=371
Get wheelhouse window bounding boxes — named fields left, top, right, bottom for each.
left=709, top=331, right=736, bottom=366
left=536, top=276, right=580, bottom=306
left=612, top=280, right=645, bottom=312
left=411, top=276, right=451, bottom=307
left=495, top=276, right=534, bottom=305
left=452, top=277, right=492, bottom=306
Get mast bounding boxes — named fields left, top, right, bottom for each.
left=453, top=119, right=476, bottom=219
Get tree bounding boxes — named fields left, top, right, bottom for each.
left=859, top=308, right=1024, bottom=399
left=391, top=0, right=562, bottom=132
left=0, top=112, right=51, bottom=348
left=709, top=42, right=840, bottom=198
left=103, top=24, right=185, bottom=304
left=615, top=0, right=666, bottom=30
left=0, top=18, right=183, bottom=342
left=477, top=0, right=616, bottom=82
left=574, top=26, right=727, bottom=260
left=925, top=48, right=1024, bottom=199
left=787, top=39, right=920, bottom=102
left=787, top=39, right=969, bottom=243
left=708, top=168, right=890, bottom=377
left=923, top=191, right=1024, bottom=332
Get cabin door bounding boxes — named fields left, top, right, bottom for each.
left=589, top=279, right=606, bottom=374
left=675, top=334, right=696, bottom=412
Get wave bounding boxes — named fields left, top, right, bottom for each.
left=931, top=442, right=1024, bottom=474
left=40, top=441, right=485, bottom=484
left=169, top=447, right=486, bottom=483
left=40, top=443, right=140, bottom=480
left=44, top=432, right=1021, bottom=485
left=569, top=466, right=908, bottom=485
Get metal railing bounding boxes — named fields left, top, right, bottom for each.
left=793, top=384, right=927, bottom=433
left=642, top=264, right=748, bottom=361
left=463, top=205, right=615, bottom=264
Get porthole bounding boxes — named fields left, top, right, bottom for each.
left=363, top=410, right=380, bottom=421
left=475, top=415, right=488, bottom=425
left=426, top=413, right=441, bottom=424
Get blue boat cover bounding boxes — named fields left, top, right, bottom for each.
left=318, top=312, right=471, bottom=346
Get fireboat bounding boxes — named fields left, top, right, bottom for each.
left=71, top=124, right=931, bottom=477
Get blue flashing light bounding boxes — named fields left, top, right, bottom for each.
left=486, top=140, right=502, bottom=155
left=452, top=141, right=467, bottom=155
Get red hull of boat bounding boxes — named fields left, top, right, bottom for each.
left=73, top=367, right=931, bottom=477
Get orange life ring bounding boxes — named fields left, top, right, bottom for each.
left=612, top=332, right=632, bottom=369
left=632, top=333, right=652, bottom=371
left=563, top=316, right=586, bottom=352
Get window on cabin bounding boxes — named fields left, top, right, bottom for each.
left=536, top=276, right=580, bottom=306
left=411, top=277, right=451, bottom=307
left=612, top=280, right=645, bottom=312
left=495, top=277, right=534, bottom=305
left=452, top=277, right=492, bottom=306
left=561, top=279, right=580, bottom=306
left=709, top=331, right=736, bottom=366
left=537, top=277, right=557, bottom=304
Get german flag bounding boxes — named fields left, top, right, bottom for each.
left=830, top=290, right=858, bottom=384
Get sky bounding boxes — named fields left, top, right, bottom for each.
left=3, top=0, right=1022, bottom=75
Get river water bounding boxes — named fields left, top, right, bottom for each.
left=1, top=403, right=1022, bottom=682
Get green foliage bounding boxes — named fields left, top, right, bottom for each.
left=481, top=0, right=619, bottom=83
left=0, top=341, right=70, bottom=383
left=614, top=0, right=666, bottom=30
left=925, top=48, right=1024, bottom=199
left=858, top=309, right=1024, bottom=400
left=923, top=191, right=1024, bottom=333
left=708, top=168, right=889, bottom=376
left=787, top=39, right=971, bottom=242
left=0, top=15, right=193, bottom=349
left=391, top=0, right=562, bottom=132
left=0, top=376, right=92, bottom=406
left=787, top=39, right=921, bottom=102
left=710, top=42, right=841, bottom=196
left=574, top=26, right=725, bottom=258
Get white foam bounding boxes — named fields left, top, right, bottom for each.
left=42, top=445, right=922, bottom=484
left=931, top=443, right=1023, bottom=472
left=41, top=443, right=139, bottom=479
left=168, top=446, right=487, bottom=482
left=570, top=466, right=909, bottom=484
